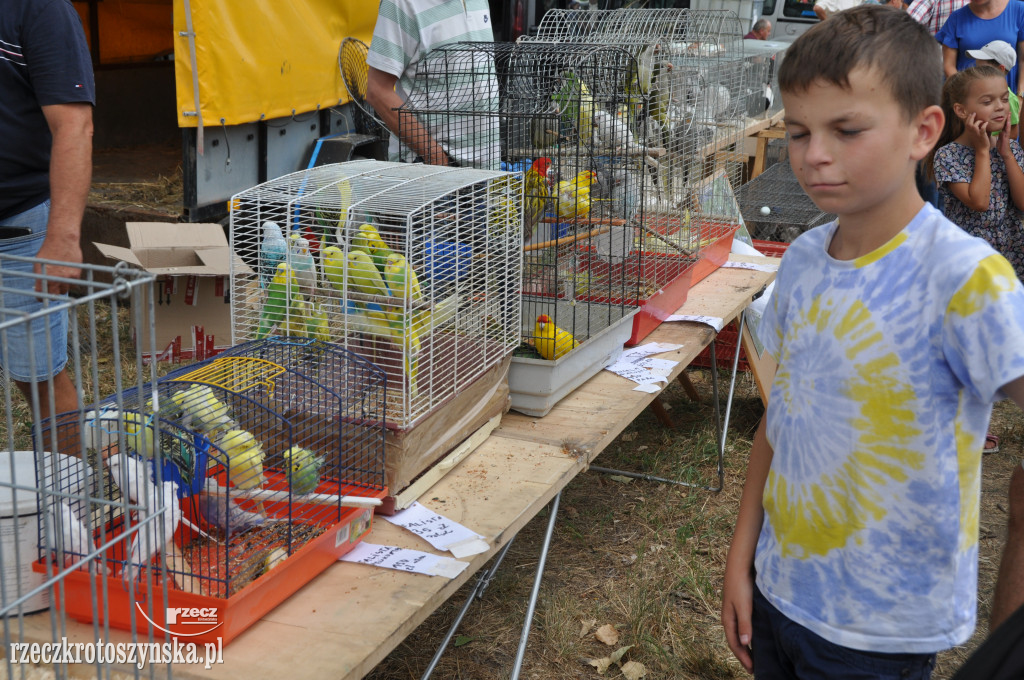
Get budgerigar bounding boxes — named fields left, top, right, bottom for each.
left=412, top=293, right=459, bottom=338
left=534, top=314, right=579, bottom=360
left=321, top=246, right=347, bottom=293
left=289, top=234, right=317, bottom=299
left=216, top=429, right=265, bottom=491
left=256, top=262, right=297, bottom=339
left=333, top=179, right=354, bottom=244
left=46, top=501, right=107, bottom=573
left=122, top=411, right=156, bottom=459
left=347, top=249, right=390, bottom=301
left=259, top=221, right=288, bottom=289
left=281, top=294, right=311, bottom=339
left=554, top=170, right=598, bottom=221
left=306, top=301, right=331, bottom=343
left=552, top=71, right=594, bottom=144
left=172, top=384, right=233, bottom=437
left=593, top=109, right=635, bottom=152
left=281, top=445, right=325, bottom=496
left=383, top=253, right=423, bottom=307
left=523, top=157, right=553, bottom=242
left=648, top=60, right=675, bottom=143
left=357, top=224, right=394, bottom=275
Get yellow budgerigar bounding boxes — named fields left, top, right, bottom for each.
left=534, top=314, right=579, bottom=360
left=172, top=384, right=233, bottom=436
left=555, top=170, right=598, bottom=221
left=217, top=428, right=265, bottom=490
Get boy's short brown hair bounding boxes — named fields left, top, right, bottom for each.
left=779, top=5, right=942, bottom=121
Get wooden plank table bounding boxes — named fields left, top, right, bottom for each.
left=17, top=255, right=776, bottom=679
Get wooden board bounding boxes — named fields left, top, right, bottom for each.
left=14, top=256, right=776, bottom=679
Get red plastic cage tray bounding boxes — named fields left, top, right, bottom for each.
left=626, top=220, right=741, bottom=345
left=34, top=471, right=386, bottom=647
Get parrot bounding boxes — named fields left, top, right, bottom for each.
left=347, top=249, right=391, bottom=301
left=523, top=157, right=553, bottom=242
left=356, top=224, right=394, bottom=274
left=383, top=253, right=423, bottom=307
left=172, top=384, right=233, bottom=437
left=534, top=314, right=579, bottom=360
left=554, top=170, right=598, bottom=221
left=256, top=262, right=298, bottom=339
left=333, top=179, right=354, bottom=244
left=216, top=428, right=265, bottom=491
left=321, top=245, right=347, bottom=293
left=45, top=501, right=107, bottom=574
left=648, top=60, right=675, bottom=137
left=280, top=294, right=311, bottom=339
left=122, top=411, right=156, bottom=459
left=529, top=103, right=561, bottom=149
left=623, top=43, right=658, bottom=123
left=288, top=234, right=317, bottom=299
left=593, top=109, right=636, bottom=151
left=281, top=445, right=325, bottom=496
left=107, top=454, right=214, bottom=584
left=551, top=71, right=594, bottom=144
left=306, top=301, right=331, bottom=343
left=258, top=221, right=288, bottom=289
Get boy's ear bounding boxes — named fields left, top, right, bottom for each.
left=911, top=104, right=944, bottom=161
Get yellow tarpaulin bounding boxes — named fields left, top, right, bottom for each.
left=173, top=1, right=378, bottom=127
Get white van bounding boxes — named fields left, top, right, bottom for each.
left=760, top=0, right=820, bottom=41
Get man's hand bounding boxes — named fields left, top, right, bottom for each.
left=33, top=236, right=81, bottom=295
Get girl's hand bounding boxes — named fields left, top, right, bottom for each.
left=965, top=112, right=992, bottom=151
left=722, top=565, right=755, bottom=673
left=996, top=114, right=1013, bottom=158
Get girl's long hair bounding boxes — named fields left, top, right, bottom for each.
left=925, top=64, right=1006, bottom=182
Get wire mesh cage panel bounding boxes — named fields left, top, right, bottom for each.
left=524, top=10, right=748, bottom=343
left=43, top=338, right=386, bottom=646
left=741, top=39, right=788, bottom=119
left=230, top=160, right=522, bottom=429
left=735, top=161, right=835, bottom=242
left=398, top=40, right=646, bottom=362
left=0, top=254, right=182, bottom=675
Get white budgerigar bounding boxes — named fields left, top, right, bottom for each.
left=593, top=109, right=635, bottom=151
left=46, top=501, right=108, bottom=574
left=289, top=234, right=317, bottom=299
left=107, top=454, right=216, bottom=583
left=259, top=221, right=289, bottom=289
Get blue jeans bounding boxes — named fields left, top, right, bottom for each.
left=752, top=587, right=936, bottom=680
left=0, top=200, right=69, bottom=382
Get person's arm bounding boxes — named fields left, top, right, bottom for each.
left=995, top=123, right=1024, bottom=209
left=813, top=4, right=827, bottom=20
left=1018, top=42, right=1024, bottom=94
left=365, top=66, right=451, bottom=167
left=948, top=113, right=995, bottom=210
left=942, top=45, right=958, bottom=79
left=721, top=416, right=773, bottom=674
left=34, top=102, right=92, bottom=295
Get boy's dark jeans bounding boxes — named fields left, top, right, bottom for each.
left=751, top=586, right=936, bottom=680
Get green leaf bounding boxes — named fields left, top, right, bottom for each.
left=453, top=635, right=476, bottom=648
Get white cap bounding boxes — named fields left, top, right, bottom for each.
left=967, top=41, right=1017, bottom=71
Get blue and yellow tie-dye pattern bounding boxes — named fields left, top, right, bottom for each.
left=755, top=204, right=1024, bottom=654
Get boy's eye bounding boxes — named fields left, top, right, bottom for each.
left=839, top=129, right=861, bottom=137
left=786, top=130, right=807, bottom=140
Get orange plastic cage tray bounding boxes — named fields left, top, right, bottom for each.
left=33, top=472, right=387, bottom=647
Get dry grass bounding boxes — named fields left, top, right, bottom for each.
left=365, top=369, right=1023, bottom=680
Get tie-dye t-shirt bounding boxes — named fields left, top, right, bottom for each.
left=756, top=203, right=1024, bottom=654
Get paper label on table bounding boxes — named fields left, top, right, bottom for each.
left=604, top=348, right=679, bottom=385
left=381, top=502, right=487, bottom=556
left=633, top=383, right=664, bottom=393
left=664, top=314, right=725, bottom=332
left=339, top=542, right=469, bottom=578
left=722, top=261, right=779, bottom=272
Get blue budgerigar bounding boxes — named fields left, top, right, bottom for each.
left=259, top=221, right=289, bottom=288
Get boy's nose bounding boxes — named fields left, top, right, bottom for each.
left=803, top=135, right=832, bottom=166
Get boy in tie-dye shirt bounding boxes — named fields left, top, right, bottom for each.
left=721, top=7, right=1024, bottom=679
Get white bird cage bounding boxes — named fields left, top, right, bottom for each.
left=229, top=160, right=522, bottom=429
left=398, top=40, right=647, bottom=366
left=741, top=38, right=788, bottom=119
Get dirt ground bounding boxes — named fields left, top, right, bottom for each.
left=365, top=369, right=1023, bottom=680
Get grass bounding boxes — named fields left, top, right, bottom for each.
left=365, top=367, right=1023, bottom=680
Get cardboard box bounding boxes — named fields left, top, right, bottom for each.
left=94, top=222, right=250, bottom=363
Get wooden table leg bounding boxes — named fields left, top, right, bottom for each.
left=677, top=371, right=702, bottom=403
left=648, top=397, right=674, bottom=428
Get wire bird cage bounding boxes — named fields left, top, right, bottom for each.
left=735, top=161, right=835, bottom=242
left=0, top=253, right=178, bottom=676
left=229, top=160, right=522, bottom=429
left=740, top=38, right=788, bottom=119
left=399, top=40, right=645, bottom=346
left=42, top=338, right=385, bottom=647
left=524, top=9, right=750, bottom=343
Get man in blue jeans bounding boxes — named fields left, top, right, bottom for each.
left=0, top=0, right=94, bottom=422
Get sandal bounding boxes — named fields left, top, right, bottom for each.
left=984, top=434, right=1000, bottom=454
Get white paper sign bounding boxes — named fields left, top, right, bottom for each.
left=340, top=542, right=469, bottom=579
left=381, top=502, right=488, bottom=557
left=722, top=261, right=779, bottom=272
left=664, top=314, right=725, bottom=332
left=604, top=345, right=680, bottom=385
left=633, top=383, right=663, bottom=393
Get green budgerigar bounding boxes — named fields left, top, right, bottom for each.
left=282, top=445, right=324, bottom=496
left=551, top=71, right=594, bottom=144
left=256, top=262, right=297, bottom=339
left=347, top=249, right=390, bottom=300
left=357, top=224, right=394, bottom=274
